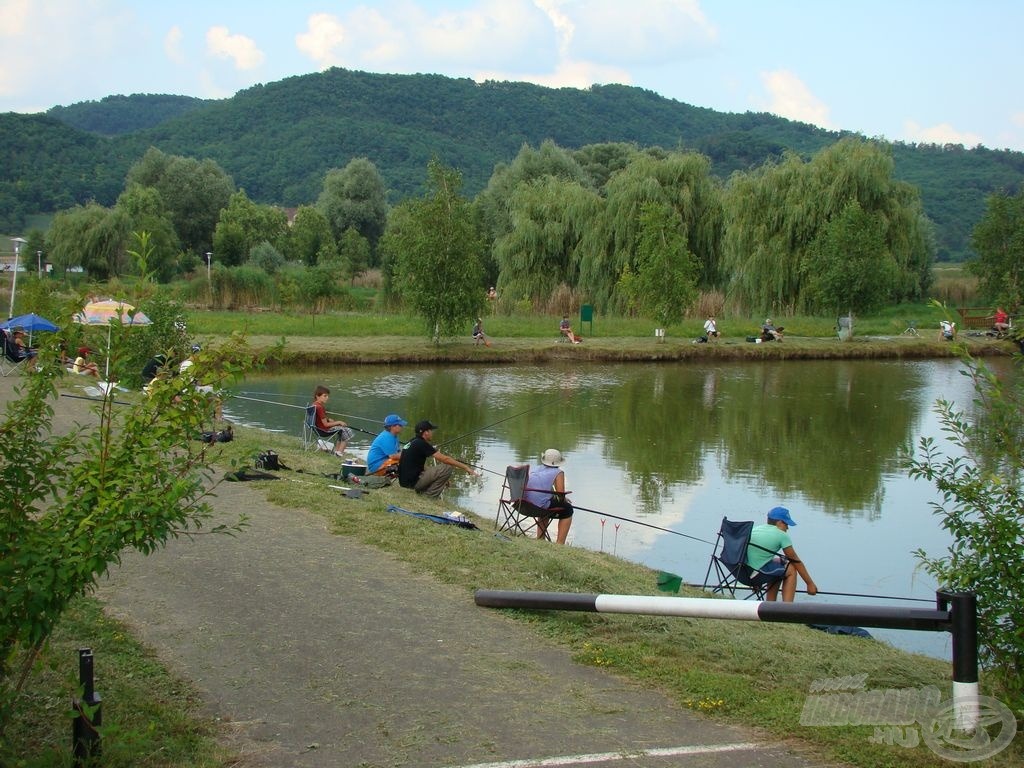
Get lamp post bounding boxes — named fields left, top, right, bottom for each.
left=37, top=250, right=42, bottom=278
left=204, top=252, right=212, bottom=307
left=9, top=237, right=27, bottom=320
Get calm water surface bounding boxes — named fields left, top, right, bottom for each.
left=225, top=358, right=1001, bottom=660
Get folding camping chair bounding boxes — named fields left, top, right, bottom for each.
left=302, top=404, right=341, bottom=452
left=1, top=328, right=32, bottom=376
left=494, top=465, right=552, bottom=540
left=702, top=517, right=785, bottom=600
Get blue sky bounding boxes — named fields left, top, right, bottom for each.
left=1, top=0, right=1021, bottom=151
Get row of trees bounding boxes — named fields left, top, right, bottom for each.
left=25, top=136, right=1024, bottom=334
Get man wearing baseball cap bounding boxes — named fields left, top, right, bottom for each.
left=367, top=414, right=408, bottom=476
left=745, top=506, right=818, bottom=602
left=398, top=420, right=479, bottom=497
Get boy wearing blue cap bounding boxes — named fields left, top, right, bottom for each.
left=746, top=506, right=818, bottom=602
left=367, top=414, right=408, bottom=475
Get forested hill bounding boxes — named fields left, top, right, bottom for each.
left=4, top=67, right=1024, bottom=261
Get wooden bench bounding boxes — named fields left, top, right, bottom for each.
left=956, top=307, right=996, bottom=330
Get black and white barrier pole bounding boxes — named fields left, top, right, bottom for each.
left=474, top=589, right=978, bottom=728
left=72, top=648, right=102, bottom=766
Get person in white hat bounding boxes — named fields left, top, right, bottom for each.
left=524, top=448, right=574, bottom=544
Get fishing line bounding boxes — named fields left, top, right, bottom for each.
left=231, top=393, right=378, bottom=433
left=436, top=392, right=571, bottom=450
left=61, top=393, right=132, bottom=406
left=672, top=582, right=933, bottom=603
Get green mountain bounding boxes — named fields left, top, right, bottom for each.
left=3, top=67, right=1023, bottom=261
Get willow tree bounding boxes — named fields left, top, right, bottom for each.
left=723, top=138, right=932, bottom=315
left=576, top=151, right=722, bottom=311
left=476, top=140, right=591, bottom=242
left=492, top=177, right=599, bottom=303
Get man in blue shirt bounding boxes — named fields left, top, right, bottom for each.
left=367, top=414, right=407, bottom=475
left=746, top=506, right=818, bottom=602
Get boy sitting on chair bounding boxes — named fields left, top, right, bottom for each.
left=311, top=385, right=354, bottom=456
left=746, top=506, right=817, bottom=602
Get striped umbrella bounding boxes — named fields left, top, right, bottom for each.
left=74, top=299, right=152, bottom=383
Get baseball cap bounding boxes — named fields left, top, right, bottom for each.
left=415, top=420, right=438, bottom=434
left=541, top=448, right=565, bottom=467
left=767, top=506, right=797, bottom=527
left=77, top=346, right=90, bottom=356
left=384, top=414, right=407, bottom=427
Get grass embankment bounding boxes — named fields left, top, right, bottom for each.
left=187, top=307, right=1015, bottom=367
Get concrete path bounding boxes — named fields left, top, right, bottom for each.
left=4, top=375, right=832, bottom=767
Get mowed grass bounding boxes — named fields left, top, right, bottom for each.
left=186, top=302, right=959, bottom=341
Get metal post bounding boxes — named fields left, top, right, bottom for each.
left=8, top=236, right=26, bottom=320
left=72, top=648, right=102, bottom=765
left=938, top=590, right=979, bottom=729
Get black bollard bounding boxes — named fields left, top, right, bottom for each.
left=72, top=648, right=102, bottom=766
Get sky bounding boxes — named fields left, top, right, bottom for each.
left=1, top=0, right=1022, bottom=152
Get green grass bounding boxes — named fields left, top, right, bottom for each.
left=185, top=303, right=961, bottom=342
left=3, top=599, right=225, bottom=767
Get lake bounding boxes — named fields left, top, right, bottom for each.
left=223, top=358, right=999, bottom=660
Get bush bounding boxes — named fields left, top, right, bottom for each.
left=905, top=353, right=1024, bottom=707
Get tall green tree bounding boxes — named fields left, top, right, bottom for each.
left=316, top=158, right=387, bottom=259
left=115, top=184, right=180, bottom=282
left=45, top=202, right=129, bottom=279
left=212, top=190, right=288, bottom=267
left=576, top=151, right=722, bottom=311
left=624, top=201, right=699, bottom=327
left=285, top=205, right=337, bottom=266
left=723, top=139, right=932, bottom=315
left=125, top=148, right=235, bottom=255
left=337, top=228, right=371, bottom=284
left=969, top=188, right=1024, bottom=308
left=492, top=177, right=599, bottom=303
left=801, top=199, right=897, bottom=315
left=390, top=159, right=485, bottom=343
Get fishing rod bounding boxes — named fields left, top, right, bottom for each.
left=230, top=393, right=379, bottom=433
left=61, top=393, right=132, bottom=406
left=462, top=455, right=718, bottom=547
left=436, top=392, right=571, bottom=450
left=672, top=581, right=934, bottom=603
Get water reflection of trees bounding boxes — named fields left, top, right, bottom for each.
left=239, top=361, right=928, bottom=519
left=441, top=361, right=925, bottom=518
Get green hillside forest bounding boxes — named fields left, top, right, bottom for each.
left=3, top=67, right=1023, bottom=261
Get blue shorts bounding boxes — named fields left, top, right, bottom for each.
left=748, top=558, right=787, bottom=586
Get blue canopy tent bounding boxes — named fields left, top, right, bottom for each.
left=2, top=312, right=60, bottom=346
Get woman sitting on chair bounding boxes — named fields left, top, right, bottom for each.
left=523, top=448, right=574, bottom=544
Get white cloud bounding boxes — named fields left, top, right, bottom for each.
left=474, top=59, right=632, bottom=91
left=295, top=12, right=347, bottom=70
left=759, top=70, right=833, bottom=129
left=206, top=26, right=265, bottom=71
left=552, top=0, right=718, bottom=65
left=164, top=25, right=185, bottom=66
left=296, top=2, right=556, bottom=73
left=903, top=120, right=982, bottom=148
